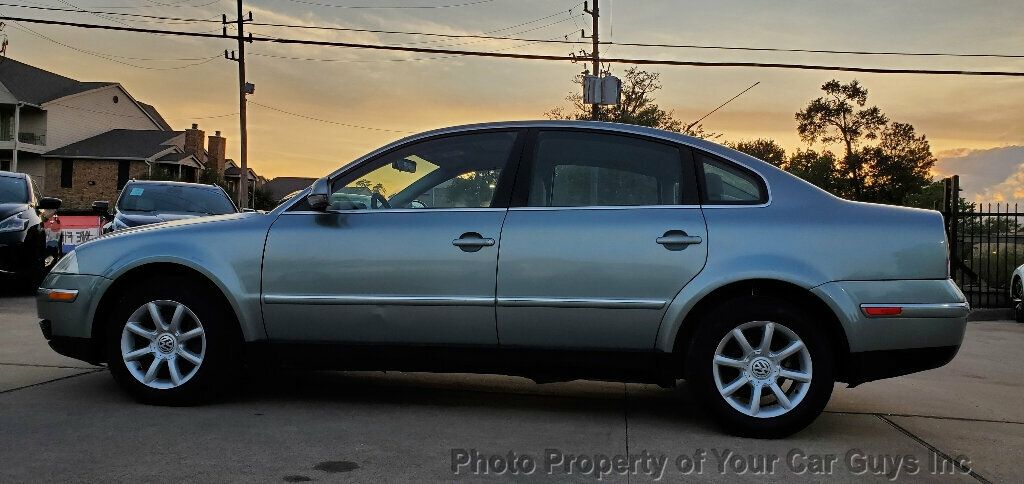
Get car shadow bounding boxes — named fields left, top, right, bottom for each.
left=229, top=368, right=714, bottom=428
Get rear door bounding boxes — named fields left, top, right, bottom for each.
left=495, top=130, right=708, bottom=350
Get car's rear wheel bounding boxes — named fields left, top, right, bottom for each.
left=686, top=296, right=835, bottom=438
left=105, top=276, right=239, bottom=405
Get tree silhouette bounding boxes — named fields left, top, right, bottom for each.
left=729, top=139, right=787, bottom=168
left=787, top=79, right=934, bottom=205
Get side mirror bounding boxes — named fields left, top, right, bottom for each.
left=91, top=200, right=109, bottom=214
left=38, top=197, right=62, bottom=210
left=305, top=177, right=331, bottom=211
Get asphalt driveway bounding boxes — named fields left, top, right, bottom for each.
left=1, top=293, right=1021, bottom=482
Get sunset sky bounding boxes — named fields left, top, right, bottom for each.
left=3, top=0, right=1022, bottom=200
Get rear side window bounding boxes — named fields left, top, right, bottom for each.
left=698, top=154, right=767, bottom=204
left=528, top=131, right=684, bottom=207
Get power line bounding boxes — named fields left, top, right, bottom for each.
left=603, top=40, right=1024, bottom=59
left=277, top=0, right=497, bottom=9
left=0, top=3, right=217, bottom=23
left=5, top=16, right=1024, bottom=77
left=78, top=0, right=220, bottom=8
left=249, top=101, right=413, bottom=133
left=6, top=20, right=221, bottom=69
left=8, top=3, right=1017, bottom=60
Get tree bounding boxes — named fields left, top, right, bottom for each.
left=546, top=67, right=719, bottom=139
left=794, top=79, right=935, bottom=205
left=863, top=122, right=936, bottom=205
left=729, top=139, right=787, bottom=168
left=251, top=185, right=277, bottom=211
left=787, top=149, right=840, bottom=193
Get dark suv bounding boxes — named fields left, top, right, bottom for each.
left=0, top=171, right=61, bottom=288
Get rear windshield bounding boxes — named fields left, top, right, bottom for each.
left=0, top=176, right=28, bottom=204
left=118, top=184, right=236, bottom=215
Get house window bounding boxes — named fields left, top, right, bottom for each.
left=0, top=160, right=9, bottom=171
left=60, top=159, right=74, bottom=188
left=117, top=160, right=130, bottom=189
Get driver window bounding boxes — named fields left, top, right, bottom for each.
left=331, top=132, right=517, bottom=210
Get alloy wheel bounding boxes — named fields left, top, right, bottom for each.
left=712, top=320, right=813, bottom=418
left=120, top=300, right=207, bottom=390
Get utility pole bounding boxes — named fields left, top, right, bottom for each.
left=584, top=0, right=599, bottom=120
left=223, top=1, right=253, bottom=208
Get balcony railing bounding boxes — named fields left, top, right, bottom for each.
left=0, top=132, right=46, bottom=145
left=17, top=132, right=45, bottom=145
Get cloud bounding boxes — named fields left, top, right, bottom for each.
left=933, top=146, right=1024, bottom=202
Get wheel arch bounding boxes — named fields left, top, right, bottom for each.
left=91, top=262, right=248, bottom=348
left=663, top=278, right=852, bottom=381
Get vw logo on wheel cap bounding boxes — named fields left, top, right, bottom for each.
left=750, top=357, right=773, bottom=379
left=156, top=334, right=176, bottom=354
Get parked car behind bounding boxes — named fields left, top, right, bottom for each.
left=37, top=121, right=968, bottom=438
left=0, top=171, right=61, bottom=288
left=98, top=180, right=238, bottom=233
left=1009, top=264, right=1024, bottom=322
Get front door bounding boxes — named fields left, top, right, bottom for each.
left=262, top=131, right=522, bottom=346
left=496, top=130, right=708, bottom=350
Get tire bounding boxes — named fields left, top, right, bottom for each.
left=685, top=295, right=835, bottom=438
left=105, top=275, right=241, bottom=405
left=1012, top=278, right=1024, bottom=323
left=15, top=230, right=47, bottom=292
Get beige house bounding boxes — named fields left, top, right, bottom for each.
left=0, top=58, right=252, bottom=209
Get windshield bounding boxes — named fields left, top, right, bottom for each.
left=0, top=176, right=28, bottom=204
left=117, top=184, right=236, bottom=215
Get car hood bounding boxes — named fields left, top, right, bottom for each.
left=116, top=211, right=206, bottom=228
left=103, top=212, right=255, bottom=238
left=0, top=202, right=29, bottom=220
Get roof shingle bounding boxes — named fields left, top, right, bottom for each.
left=44, top=129, right=181, bottom=159
left=0, top=57, right=116, bottom=104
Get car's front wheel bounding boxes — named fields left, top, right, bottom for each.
left=686, top=296, right=835, bottom=438
left=105, top=276, right=239, bottom=405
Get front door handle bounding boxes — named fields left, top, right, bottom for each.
left=453, top=232, right=495, bottom=252
left=656, top=230, right=702, bottom=248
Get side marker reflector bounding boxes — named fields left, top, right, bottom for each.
left=46, top=289, right=79, bottom=303
left=863, top=306, right=902, bottom=317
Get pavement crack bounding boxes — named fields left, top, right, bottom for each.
left=0, top=369, right=104, bottom=395
left=623, top=383, right=630, bottom=484
left=825, top=410, right=1024, bottom=425
left=876, top=414, right=993, bottom=484
left=0, top=362, right=102, bottom=370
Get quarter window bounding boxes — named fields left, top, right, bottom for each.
left=528, top=131, right=683, bottom=207
left=699, top=154, right=766, bottom=204
left=330, top=132, right=517, bottom=210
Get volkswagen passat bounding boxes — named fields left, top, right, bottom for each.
left=37, top=121, right=968, bottom=438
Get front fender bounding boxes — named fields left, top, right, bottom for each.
left=77, top=213, right=274, bottom=342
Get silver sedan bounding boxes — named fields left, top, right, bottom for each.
left=37, top=121, right=968, bottom=438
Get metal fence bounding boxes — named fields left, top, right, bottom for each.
left=941, top=176, right=1024, bottom=308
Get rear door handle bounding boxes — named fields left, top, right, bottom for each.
left=453, top=232, right=495, bottom=252
left=656, top=231, right=702, bottom=247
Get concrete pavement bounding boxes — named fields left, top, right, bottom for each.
left=1, top=294, right=1020, bottom=482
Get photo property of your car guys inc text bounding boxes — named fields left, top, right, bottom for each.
left=1, top=0, right=1022, bottom=482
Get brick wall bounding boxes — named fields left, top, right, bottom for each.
left=44, top=159, right=148, bottom=210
